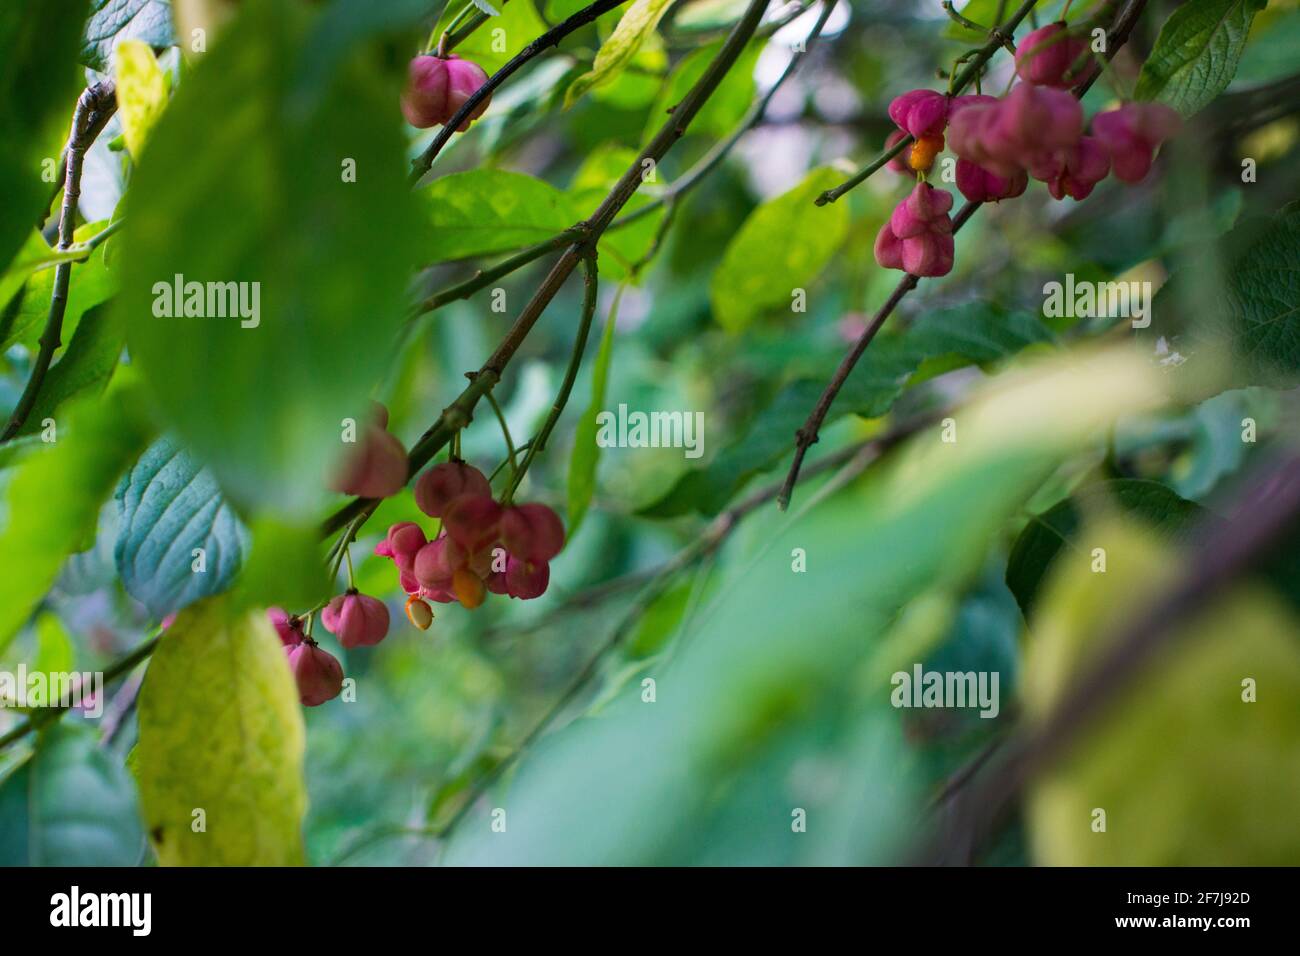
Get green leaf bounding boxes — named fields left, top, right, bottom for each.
left=710, top=168, right=850, bottom=332
left=643, top=40, right=758, bottom=143
left=81, top=0, right=176, bottom=73
left=1135, top=0, right=1267, bottom=117
left=134, top=598, right=307, bottom=866
left=114, top=437, right=251, bottom=620
left=421, top=168, right=576, bottom=263
left=18, top=303, right=124, bottom=437
left=903, top=304, right=1057, bottom=372
left=0, top=381, right=156, bottom=655
left=0, top=2, right=84, bottom=274
left=118, top=1, right=421, bottom=515
left=564, top=0, right=674, bottom=108
left=114, top=39, right=168, bottom=161
left=0, top=725, right=146, bottom=866
left=567, top=288, right=621, bottom=537
left=1144, top=201, right=1300, bottom=390
left=453, top=0, right=549, bottom=74
left=1005, top=479, right=1212, bottom=621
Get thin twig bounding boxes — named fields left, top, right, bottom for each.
left=3, top=82, right=117, bottom=443
left=506, top=254, right=598, bottom=499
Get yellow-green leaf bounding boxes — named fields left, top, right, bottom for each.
left=710, top=167, right=850, bottom=332
left=114, top=39, right=168, bottom=161
left=564, top=0, right=673, bottom=108
left=134, top=598, right=308, bottom=866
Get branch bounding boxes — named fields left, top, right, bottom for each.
left=506, top=253, right=599, bottom=498
left=3, top=82, right=118, bottom=444
left=611, top=0, right=839, bottom=230
left=324, top=0, right=776, bottom=538
left=814, top=0, right=1042, bottom=207
left=919, top=450, right=1300, bottom=864
left=409, top=0, right=632, bottom=183
left=778, top=0, right=1149, bottom=509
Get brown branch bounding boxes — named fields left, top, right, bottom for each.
left=777, top=0, right=1149, bottom=510
left=3, top=81, right=118, bottom=444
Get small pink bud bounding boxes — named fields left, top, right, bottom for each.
left=321, top=591, right=390, bottom=649
left=1015, top=23, right=1095, bottom=89
left=287, top=642, right=344, bottom=706
left=414, top=461, right=492, bottom=518
left=499, top=503, right=565, bottom=562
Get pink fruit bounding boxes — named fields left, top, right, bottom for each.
left=414, top=461, right=492, bottom=518
left=401, top=55, right=492, bottom=131
left=377, top=522, right=427, bottom=574
left=321, top=591, right=390, bottom=649
left=413, top=537, right=456, bottom=591
left=1027, top=135, right=1111, bottom=200
left=442, top=494, right=503, bottom=552
left=330, top=424, right=408, bottom=499
left=1091, top=102, right=1182, bottom=183
left=888, top=89, right=950, bottom=139
left=955, top=158, right=1028, bottom=203
left=268, top=607, right=303, bottom=647
left=499, top=503, right=565, bottom=563
left=874, top=183, right=956, bottom=278
left=1015, top=23, right=1095, bottom=89
left=504, top=556, right=550, bottom=600
left=287, top=642, right=344, bottom=706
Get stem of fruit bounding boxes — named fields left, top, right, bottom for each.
left=484, top=390, right=520, bottom=487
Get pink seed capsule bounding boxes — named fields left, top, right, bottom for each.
left=499, top=503, right=566, bottom=563
left=414, top=461, right=491, bottom=518
left=321, top=591, right=390, bottom=649
left=287, top=642, right=344, bottom=706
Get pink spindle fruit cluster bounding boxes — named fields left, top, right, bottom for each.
left=374, top=460, right=566, bottom=629
left=401, top=54, right=492, bottom=130
left=876, top=20, right=1181, bottom=278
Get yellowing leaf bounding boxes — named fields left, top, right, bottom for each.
left=114, top=39, right=167, bottom=160
left=564, top=0, right=673, bottom=108
left=1024, top=523, right=1300, bottom=865
left=134, top=599, right=308, bottom=865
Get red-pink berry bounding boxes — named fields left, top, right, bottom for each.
left=401, top=55, right=491, bottom=131
left=499, top=503, right=565, bottom=563
left=1015, top=23, right=1094, bottom=89
left=1091, top=102, right=1182, bottom=183
left=321, top=591, right=390, bottom=649
left=888, top=89, right=950, bottom=139
left=875, top=183, right=956, bottom=278
left=331, top=425, right=408, bottom=499
left=377, top=521, right=427, bottom=574
left=1027, top=135, right=1111, bottom=200
left=287, top=642, right=344, bottom=706
left=267, top=607, right=303, bottom=648
left=413, top=537, right=456, bottom=591
left=504, top=556, right=550, bottom=600
left=414, top=461, right=491, bottom=518
left=955, top=158, right=1028, bottom=203
left=443, top=494, right=503, bottom=553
